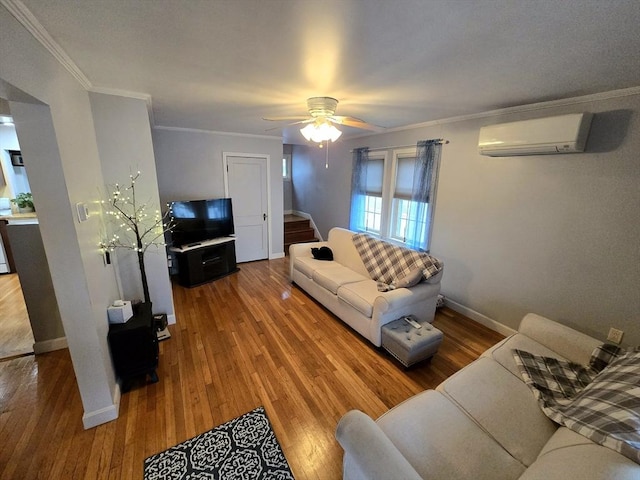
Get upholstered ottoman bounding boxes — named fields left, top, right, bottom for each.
left=381, top=316, right=443, bottom=367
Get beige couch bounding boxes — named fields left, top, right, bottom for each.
left=336, top=313, right=639, bottom=479
left=289, top=227, right=442, bottom=347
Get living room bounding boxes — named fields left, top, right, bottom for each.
left=0, top=1, right=638, bottom=478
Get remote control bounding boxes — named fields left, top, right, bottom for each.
left=404, top=316, right=422, bottom=329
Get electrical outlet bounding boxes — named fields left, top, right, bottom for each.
left=607, top=327, right=624, bottom=344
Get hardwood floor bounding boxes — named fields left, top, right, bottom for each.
left=0, top=258, right=504, bottom=479
left=0, top=273, right=34, bottom=359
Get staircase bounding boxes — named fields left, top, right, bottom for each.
left=284, top=214, right=318, bottom=253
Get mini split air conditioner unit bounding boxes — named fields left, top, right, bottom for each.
left=478, top=113, right=593, bottom=157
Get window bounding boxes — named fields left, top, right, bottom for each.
left=362, top=156, right=384, bottom=234
left=390, top=154, right=428, bottom=245
left=350, top=143, right=441, bottom=251
left=282, top=153, right=292, bottom=180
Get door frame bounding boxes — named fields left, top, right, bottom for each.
left=222, top=152, right=272, bottom=260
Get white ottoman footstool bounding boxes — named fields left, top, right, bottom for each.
left=381, top=315, right=443, bottom=367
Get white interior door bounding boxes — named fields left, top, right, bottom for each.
left=224, top=154, right=269, bottom=263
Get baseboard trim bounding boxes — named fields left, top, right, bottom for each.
left=82, top=384, right=120, bottom=429
left=167, top=313, right=176, bottom=325
left=33, top=336, right=68, bottom=354
left=270, top=252, right=285, bottom=260
left=444, top=299, right=517, bottom=337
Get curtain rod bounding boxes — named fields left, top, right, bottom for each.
left=349, top=139, right=449, bottom=153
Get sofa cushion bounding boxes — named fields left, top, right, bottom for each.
left=376, top=390, right=526, bottom=480
left=327, top=227, right=370, bottom=277
left=482, top=333, right=569, bottom=378
left=538, top=426, right=597, bottom=455
left=394, top=268, right=424, bottom=288
left=311, top=265, right=369, bottom=295
left=336, top=280, right=382, bottom=317
left=437, top=357, right=558, bottom=467
left=520, top=431, right=640, bottom=479
left=294, top=256, right=330, bottom=278
left=518, top=313, right=602, bottom=366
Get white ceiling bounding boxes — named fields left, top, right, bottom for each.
left=15, top=0, right=640, bottom=143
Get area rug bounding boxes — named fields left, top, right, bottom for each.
left=144, top=406, right=294, bottom=480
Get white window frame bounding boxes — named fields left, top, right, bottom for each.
left=351, top=147, right=438, bottom=251
left=282, top=153, right=292, bottom=181
left=361, top=152, right=387, bottom=236
left=388, top=148, right=423, bottom=245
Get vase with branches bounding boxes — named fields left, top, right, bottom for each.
left=101, top=171, right=173, bottom=307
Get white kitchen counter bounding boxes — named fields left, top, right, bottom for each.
left=0, top=212, right=38, bottom=225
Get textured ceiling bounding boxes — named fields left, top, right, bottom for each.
left=16, top=0, right=640, bottom=142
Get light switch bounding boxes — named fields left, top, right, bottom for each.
left=76, top=202, right=89, bottom=222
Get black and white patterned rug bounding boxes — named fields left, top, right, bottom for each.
left=144, top=406, right=295, bottom=480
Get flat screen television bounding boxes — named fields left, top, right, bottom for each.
left=169, top=198, right=234, bottom=247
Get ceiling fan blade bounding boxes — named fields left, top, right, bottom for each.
left=329, top=116, right=385, bottom=132
left=262, top=116, right=310, bottom=122
left=264, top=118, right=315, bottom=131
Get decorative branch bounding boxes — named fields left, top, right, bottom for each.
left=100, top=171, right=174, bottom=304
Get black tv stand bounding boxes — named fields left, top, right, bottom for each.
left=170, top=237, right=238, bottom=287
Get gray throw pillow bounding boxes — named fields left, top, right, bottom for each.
left=394, top=268, right=424, bottom=288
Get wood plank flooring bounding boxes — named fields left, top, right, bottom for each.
left=0, top=258, right=504, bottom=479
left=0, top=273, right=35, bottom=359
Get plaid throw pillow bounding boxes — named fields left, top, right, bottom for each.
left=352, top=233, right=443, bottom=292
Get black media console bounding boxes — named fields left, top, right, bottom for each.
left=170, top=236, right=239, bottom=287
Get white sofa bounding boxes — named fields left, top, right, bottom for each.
left=336, top=313, right=639, bottom=480
left=289, top=227, right=442, bottom=347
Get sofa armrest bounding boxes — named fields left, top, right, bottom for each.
left=373, top=281, right=441, bottom=314
left=336, top=410, right=423, bottom=480
left=288, top=241, right=329, bottom=279
left=518, top=313, right=601, bottom=365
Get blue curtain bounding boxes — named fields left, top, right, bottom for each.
left=349, top=147, right=369, bottom=232
left=405, top=140, right=442, bottom=250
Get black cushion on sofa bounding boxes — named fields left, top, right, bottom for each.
left=311, top=246, right=334, bottom=261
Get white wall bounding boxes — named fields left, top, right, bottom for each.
left=1, top=6, right=121, bottom=428
left=90, top=93, right=175, bottom=322
left=291, top=142, right=351, bottom=237
left=153, top=128, right=285, bottom=257
left=293, top=91, right=640, bottom=346
left=283, top=144, right=293, bottom=212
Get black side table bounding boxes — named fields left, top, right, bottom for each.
left=107, top=308, right=159, bottom=391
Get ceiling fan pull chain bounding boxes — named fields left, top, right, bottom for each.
left=325, top=140, right=329, bottom=169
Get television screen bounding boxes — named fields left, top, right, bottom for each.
left=169, top=198, right=234, bottom=247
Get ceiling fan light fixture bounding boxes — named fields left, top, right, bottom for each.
left=300, top=122, right=342, bottom=143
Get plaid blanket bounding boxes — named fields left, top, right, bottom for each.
left=352, top=233, right=443, bottom=292
left=513, top=346, right=640, bottom=463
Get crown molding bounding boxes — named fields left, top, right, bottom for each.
left=6, top=0, right=638, bottom=139
left=383, top=85, right=640, bottom=134
left=1, top=0, right=92, bottom=90
left=88, top=86, right=151, bottom=102
left=154, top=125, right=282, bottom=141
left=3, top=0, right=158, bottom=126
left=89, top=87, right=155, bottom=125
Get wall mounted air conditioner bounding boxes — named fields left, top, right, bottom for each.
left=478, top=113, right=593, bottom=157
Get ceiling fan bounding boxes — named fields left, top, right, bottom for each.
left=263, top=97, right=384, bottom=142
